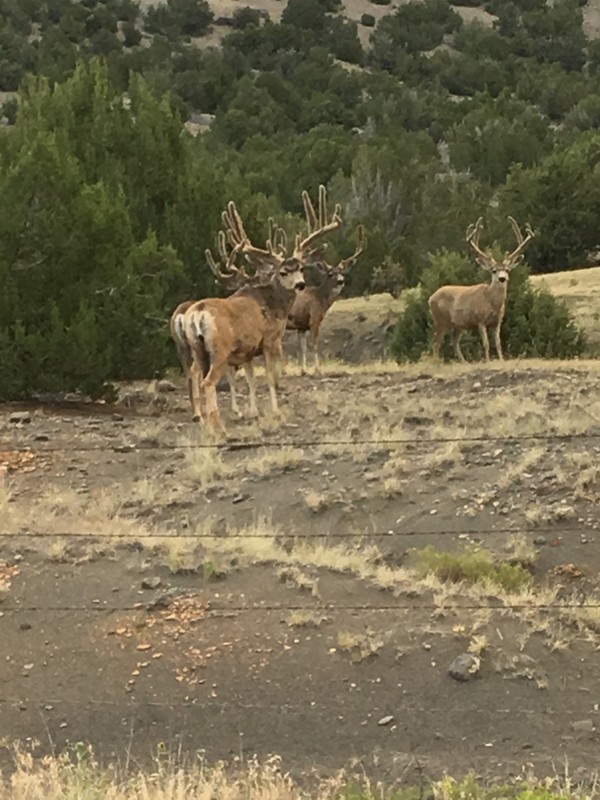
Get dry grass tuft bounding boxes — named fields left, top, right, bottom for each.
left=244, top=447, right=306, bottom=477
left=337, top=628, right=385, bottom=662
left=287, top=610, right=329, bottom=627
left=182, top=445, right=232, bottom=488
left=1, top=750, right=360, bottom=800
left=302, top=489, right=330, bottom=513
left=525, top=501, right=578, bottom=527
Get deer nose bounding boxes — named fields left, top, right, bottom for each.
left=295, top=281, right=306, bottom=291
left=498, top=275, right=507, bottom=283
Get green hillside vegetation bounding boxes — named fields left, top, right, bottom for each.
left=0, top=0, right=598, bottom=396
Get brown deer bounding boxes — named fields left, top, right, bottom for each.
left=183, top=188, right=342, bottom=430
left=428, top=216, right=535, bottom=363
left=286, top=224, right=366, bottom=374
left=169, top=230, right=268, bottom=417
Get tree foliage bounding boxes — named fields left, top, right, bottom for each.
left=0, top=0, right=597, bottom=396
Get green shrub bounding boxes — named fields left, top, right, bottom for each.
left=232, top=6, right=262, bottom=29
left=1, top=96, right=18, bottom=124
left=390, top=250, right=586, bottom=362
left=361, top=12, right=376, bottom=26
left=405, top=545, right=532, bottom=593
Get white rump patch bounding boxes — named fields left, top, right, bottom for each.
left=186, top=309, right=217, bottom=355
left=173, top=314, right=186, bottom=345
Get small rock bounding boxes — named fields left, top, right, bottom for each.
left=157, top=380, right=177, bottom=393
left=113, top=444, right=136, bottom=454
left=232, top=494, right=247, bottom=504
left=534, top=536, right=546, bottom=546
left=377, top=715, right=395, bottom=726
left=141, top=576, right=162, bottom=591
left=139, top=437, right=160, bottom=449
left=19, top=622, right=32, bottom=631
left=448, top=653, right=480, bottom=682
left=112, top=412, right=124, bottom=422
left=33, top=433, right=50, bottom=442
left=9, top=412, right=31, bottom=424
left=572, top=719, right=594, bottom=734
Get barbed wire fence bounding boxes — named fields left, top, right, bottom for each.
left=1, top=428, right=599, bottom=739
left=3, top=430, right=600, bottom=453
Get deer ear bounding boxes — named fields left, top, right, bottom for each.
left=476, top=256, right=492, bottom=270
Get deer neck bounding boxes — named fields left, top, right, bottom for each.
left=313, top=277, right=342, bottom=312
left=244, top=278, right=297, bottom=319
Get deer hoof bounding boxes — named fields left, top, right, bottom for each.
left=192, top=414, right=203, bottom=423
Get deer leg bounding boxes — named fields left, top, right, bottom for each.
left=228, top=368, right=242, bottom=417
left=311, top=324, right=321, bottom=374
left=479, top=324, right=491, bottom=362
left=188, top=358, right=204, bottom=423
left=432, top=326, right=446, bottom=360
left=264, top=351, right=281, bottom=417
left=274, top=339, right=284, bottom=389
left=452, top=331, right=466, bottom=363
left=177, top=344, right=196, bottom=413
left=202, top=360, right=229, bottom=433
left=493, top=325, right=504, bottom=360
left=243, top=362, right=259, bottom=418
left=298, top=331, right=308, bottom=374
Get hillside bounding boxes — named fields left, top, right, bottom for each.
left=2, top=357, right=600, bottom=782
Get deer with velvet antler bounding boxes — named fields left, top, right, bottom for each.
left=180, top=187, right=343, bottom=430
left=428, top=216, right=535, bottom=363
left=285, top=188, right=366, bottom=373
left=169, top=213, right=278, bottom=418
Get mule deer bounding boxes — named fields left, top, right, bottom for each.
left=428, top=216, right=534, bottom=362
left=169, top=230, right=267, bottom=417
left=286, top=224, right=366, bottom=373
left=183, top=188, right=342, bottom=430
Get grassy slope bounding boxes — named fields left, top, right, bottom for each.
left=326, top=266, right=600, bottom=356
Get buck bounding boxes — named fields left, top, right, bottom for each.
left=428, top=216, right=535, bottom=363
left=286, top=225, right=366, bottom=374
left=169, top=231, right=269, bottom=417
left=183, top=187, right=342, bottom=430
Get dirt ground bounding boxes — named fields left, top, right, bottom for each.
left=1, top=348, right=600, bottom=784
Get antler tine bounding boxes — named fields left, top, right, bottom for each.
left=294, top=186, right=343, bottom=260
left=341, top=224, right=367, bottom=270
left=205, top=231, right=247, bottom=284
left=318, top=184, right=327, bottom=230
left=222, top=201, right=284, bottom=269
left=466, top=216, right=494, bottom=268
left=465, top=216, right=483, bottom=244
left=224, top=201, right=251, bottom=250
left=276, top=225, right=288, bottom=255
left=302, top=190, right=318, bottom=233
left=507, top=215, right=524, bottom=245
left=506, top=216, right=535, bottom=263
left=266, top=218, right=287, bottom=257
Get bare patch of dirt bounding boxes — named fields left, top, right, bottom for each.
left=1, top=359, right=600, bottom=781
